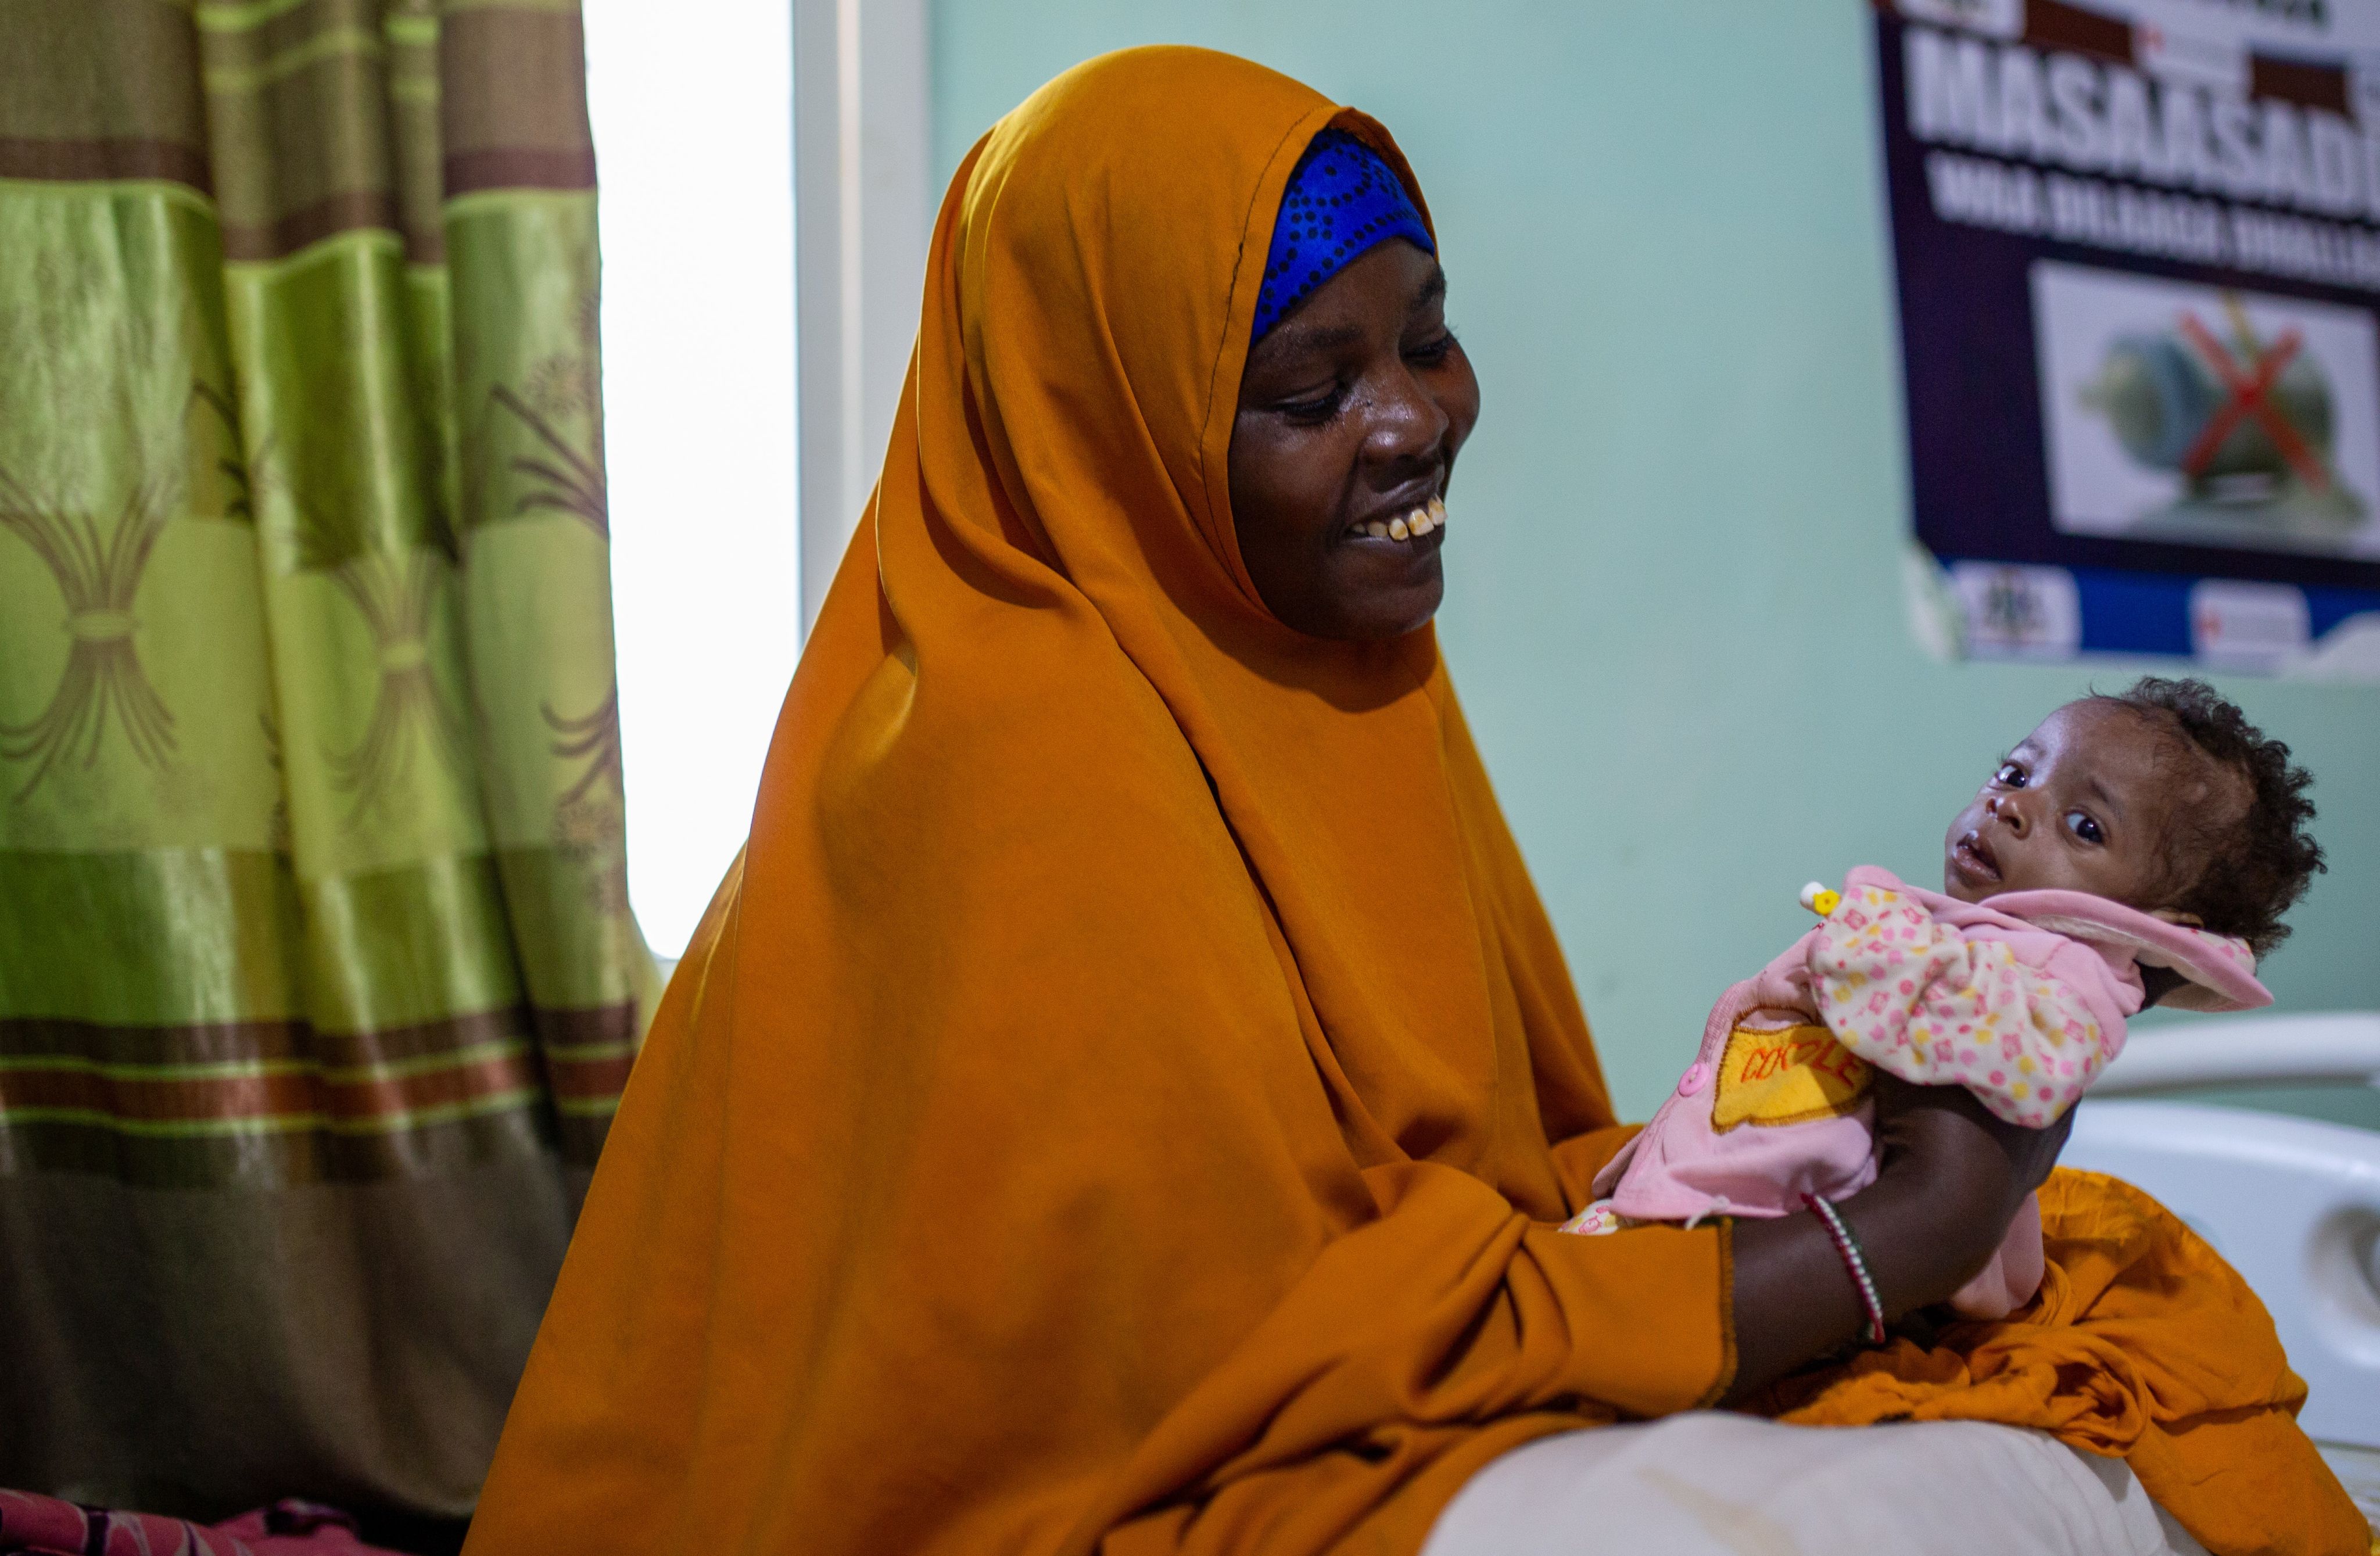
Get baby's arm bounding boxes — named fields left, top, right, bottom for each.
left=1807, top=883, right=2112, bottom=1128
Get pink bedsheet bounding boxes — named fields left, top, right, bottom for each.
left=0, top=1489, right=406, bottom=1555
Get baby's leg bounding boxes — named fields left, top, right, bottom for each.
left=1947, top=1192, right=2045, bottom=1320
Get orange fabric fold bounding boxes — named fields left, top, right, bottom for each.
left=1758, top=1168, right=2365, bottom=1556
left=464, top=46, right=1729, bottom=1556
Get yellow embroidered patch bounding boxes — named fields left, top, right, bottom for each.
left=1711, top=1023, right=1873, bottom=1130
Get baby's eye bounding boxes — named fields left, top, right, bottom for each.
left=1994, top=761, right=2026, bottom=787
left=2064, top=811, right=2105, bottom=845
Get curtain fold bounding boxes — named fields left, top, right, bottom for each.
left=0, top=0, right=647, bottom=1521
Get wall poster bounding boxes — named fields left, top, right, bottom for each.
left=1877, top=0, right=2380, bottom=676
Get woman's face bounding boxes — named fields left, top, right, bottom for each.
left=1229, top=239, right=1480, bottom=640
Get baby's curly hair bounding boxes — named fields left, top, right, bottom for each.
left=2098, top=677, right=2323, bottom=958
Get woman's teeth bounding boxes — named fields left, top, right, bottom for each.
left=1352, top=496, right=1447, bottom=542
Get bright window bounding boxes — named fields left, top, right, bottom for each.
left=583, top=0, right=799, bottom=957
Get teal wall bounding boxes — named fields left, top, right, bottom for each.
left=931, top=1, right=2380, bottom=1122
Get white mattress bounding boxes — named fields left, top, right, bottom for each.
left=1423, top=1412, right=2210, bottom=1556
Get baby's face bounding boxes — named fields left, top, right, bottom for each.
left=1941, top=701, right=2236, bottom=909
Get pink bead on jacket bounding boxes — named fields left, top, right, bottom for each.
left=1576, top=866, right=2268, bottom=1318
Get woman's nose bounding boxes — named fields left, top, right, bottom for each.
left=1366, top=365, right=1450, bottom=468
left=1988, top=792, right=2031, bottom=835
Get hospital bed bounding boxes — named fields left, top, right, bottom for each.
left=2071, top=1010, right=2380, bottom=1528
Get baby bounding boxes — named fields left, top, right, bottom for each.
left=1568, top=677, right=2325, bottom=1321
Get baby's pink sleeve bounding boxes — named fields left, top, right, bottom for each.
left=1807, top=883, right=2113, bottom=1127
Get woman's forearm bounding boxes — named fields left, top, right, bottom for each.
left=1722, top=1173, right=1994, bottom=1400
left=1724, top=1207, right=1869, bottom=1399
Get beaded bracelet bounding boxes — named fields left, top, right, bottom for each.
left=1801, top=1192, right=1888, bottom=1346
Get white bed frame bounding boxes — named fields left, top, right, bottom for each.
left=2093, top=1010, right=2380, bottom=1098
left=2067, top=1011, right=2380, bottom=1479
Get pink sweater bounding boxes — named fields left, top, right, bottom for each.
left=1578, top=867, right=2267, bottom=1315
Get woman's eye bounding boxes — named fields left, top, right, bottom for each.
left=1275, top=383, right=1346, bottom=423
left=1405, top=331, right=1457, bottom=367
left=1994, top=762, right=2026, bottom=787
left=2064, top=811, right=2105, bottom=845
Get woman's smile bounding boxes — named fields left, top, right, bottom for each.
left=1341, top=493, right=1446, bottom=544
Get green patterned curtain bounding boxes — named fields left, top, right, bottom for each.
left=0, top=0, right=650, bottom=1524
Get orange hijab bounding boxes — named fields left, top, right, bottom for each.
left=465, top=45, right=1730, bottom=1555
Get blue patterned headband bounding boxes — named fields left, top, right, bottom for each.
left=1251, top=128, right=1435, bottom=342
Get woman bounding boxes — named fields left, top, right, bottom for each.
left=466, top=48, right=2356, bottom=1554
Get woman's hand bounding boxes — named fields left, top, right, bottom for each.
left=1722, top=1075, right=2073, bottom=1401
left=1859, top=1073, right=2073, bottom=1308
